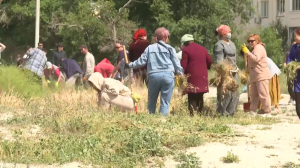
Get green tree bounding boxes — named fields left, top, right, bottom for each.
left=270, top=18, right=289, bottom=51
left=0, top=0, right=136, bottom=63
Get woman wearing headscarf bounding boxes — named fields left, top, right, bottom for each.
left=125, top=27, right=183, bottom=116
left=214, top=25, right=239, bottom=116
left=128, top=28, right=151, bottom=84
left=287, top=28, right=300, bottom=119
left=241, top=34, right=271, bottom=117
left=88, top=72, right=136, bottom=111
left=180, top=34, right=212, bottom=116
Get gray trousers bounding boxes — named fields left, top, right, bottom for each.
left=65, top=73, right=82, bottom=88
left=217, top=73, right=240, bottom=115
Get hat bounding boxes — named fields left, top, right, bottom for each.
left=181, top=34, right=194, bottom=45
left=57, top=42, right=63, bottom=47
left=133, top=28, right=147, bottom=40
left=46, top=62, right=52, bottom=69
left=79, top=44, right=88, bottom=49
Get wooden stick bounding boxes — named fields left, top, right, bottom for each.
left=123, top=45, right=137, bottom=114
left=244, top=53, right=250, bottom=102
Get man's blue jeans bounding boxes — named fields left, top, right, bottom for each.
left=147, top=72, right=174, bottom=116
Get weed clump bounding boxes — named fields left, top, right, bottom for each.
left=221, top=151, right=240, bottom=163
left=175, top=153, right=201, bottom=168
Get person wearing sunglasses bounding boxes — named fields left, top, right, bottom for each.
left=241, top=34, right=271, bottom=117
left=214, top=25, right=239, bottom=116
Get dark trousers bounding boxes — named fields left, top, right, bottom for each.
left=288, top=82, right=295, bottom=100
left=188, top=92, right=204, bottom=116
left=295, top=92, right=300, bottom=119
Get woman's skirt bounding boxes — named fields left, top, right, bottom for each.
left=259, top=74, right=281, bottom=109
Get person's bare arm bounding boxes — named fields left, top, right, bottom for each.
left=110, top=63, right=121, bottom=78
left=0, top=43, right=6, bottom=52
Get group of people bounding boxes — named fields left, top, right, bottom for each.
left=2, top=25, right=300, bottom=118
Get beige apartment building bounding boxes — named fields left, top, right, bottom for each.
left=240, top=0, right=300, bottom=45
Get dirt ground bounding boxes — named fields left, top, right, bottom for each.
left=165, top=87, right=300, bottom=168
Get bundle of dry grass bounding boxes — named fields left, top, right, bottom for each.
left=175, top=75, right=198, bottom=92
left=209, top=61, right=239, bottom=94
left=283, top=61, right=300, bottom=84
left=238, top=71, right=249, bottom=85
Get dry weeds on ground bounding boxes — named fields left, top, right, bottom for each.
left=0, top=84, right=280, bottom=167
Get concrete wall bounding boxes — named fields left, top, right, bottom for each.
left=236, top=0, right=300, bottom=45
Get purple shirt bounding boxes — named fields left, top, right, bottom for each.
left=287, top=43, right=300, bottom=92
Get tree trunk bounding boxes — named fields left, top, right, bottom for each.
left=112, top=22, right=117, bottom=44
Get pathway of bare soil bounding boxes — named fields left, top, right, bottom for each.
left=165, top=88, right=300, bottom=168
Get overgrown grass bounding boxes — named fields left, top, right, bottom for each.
left=0, top=66, right=52, bottom=97
left=0, top=66, right=280, bottom=167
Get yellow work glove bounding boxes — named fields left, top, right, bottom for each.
left=131, top=93, right=141, bottom=103
left=47, top=80, right=51, bottom=84
left=241, top=44, right=250, bottom=54
left=55, top=82, right=59, bottom=88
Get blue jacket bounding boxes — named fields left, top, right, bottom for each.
left=129, top=41, right=183, bottom=75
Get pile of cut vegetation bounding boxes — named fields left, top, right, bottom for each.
left=283, top=61, right=300, bottom=84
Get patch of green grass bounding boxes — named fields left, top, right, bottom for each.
left=0, top=66, right=52, bottom=98
left=282, top=162, right=300, bottom=168
left=221, top=151, right=240, bottom=163
left=175, top=153, right=201, bottom=168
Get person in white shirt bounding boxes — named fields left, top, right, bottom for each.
left=79, top=44, right=95, bottom=88
left=259, top=57, right=282, bottom=113
left=0, top=43, right=6, bottom=60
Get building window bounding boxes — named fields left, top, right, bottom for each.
left=277, top=0, right=285, bottom=16
left=261, top=1, right=269, bottom=17
left=247, top=0, right=254, bottom=18
left=292, top=0, right=300, bottom=11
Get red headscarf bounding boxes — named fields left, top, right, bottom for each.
left=133, top=28, right=147, bottom=40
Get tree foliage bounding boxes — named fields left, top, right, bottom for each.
left=0, top=0, right=254, bottom=62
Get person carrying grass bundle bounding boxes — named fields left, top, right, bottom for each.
left=125, top=27, right=183, bottom=116
left=284, top=42, right=297, bottom=105
left=286, top=28, right=300, bottom=119
left=88, top=72, right=140, bottom=111
left=241, top=34, right=271, bottom=117
left=214, top=25, right=239, bottom=116
left=180, top=34, right=212, bottom=116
